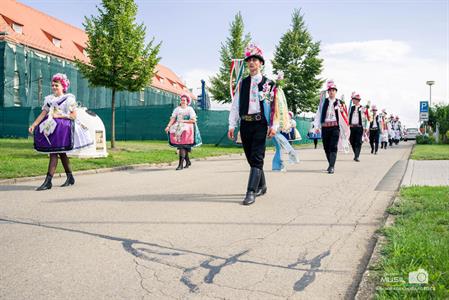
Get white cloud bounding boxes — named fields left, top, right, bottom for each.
left=322, top=40, right=411, bottom=63
left=321, top=40, right=448, bottom=128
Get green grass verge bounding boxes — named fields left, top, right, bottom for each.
left=0, top=138, right=244, bottom=179
left=0, top=138, right=313, bottom=179
left=411, top=144, right=449, bottom=160
left=375, top=186, right=449, bottom=299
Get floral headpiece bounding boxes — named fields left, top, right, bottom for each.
left=52, top=73, right=70, bottom=93
left=180, top=93, right=192, bottom=105
left=244, top=43, right=265, bottom=65
left=351, top=91, right=361, bottom=100
left=327, top=80, right=337, bottom=91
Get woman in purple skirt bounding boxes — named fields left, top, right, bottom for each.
left=28, top=74, right=93, bottom=191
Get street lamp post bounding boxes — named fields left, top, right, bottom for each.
left=425, top=81, right=435, bottom=135
left=426, top=80, right=435, bottom=107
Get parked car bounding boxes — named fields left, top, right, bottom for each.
left=404, top=128, right=420, bottom=141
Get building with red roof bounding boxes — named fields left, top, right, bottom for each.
left=0, top=0, right=195, bottom=108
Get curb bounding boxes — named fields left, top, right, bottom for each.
left=0, top=152, right=246, bottom=185
left=0, top=144, right=318, bottom=185
left=354, top=143, right=414, bottom=299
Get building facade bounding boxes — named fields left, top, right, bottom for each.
left=0, top=0, right=195, bottom=109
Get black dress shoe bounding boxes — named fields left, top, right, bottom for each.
left=354, top=157, right=360, bottom=162
left=328, top=167, right=335, bottom=174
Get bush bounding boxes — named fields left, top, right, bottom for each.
left=416, top=134, right=435, bottom=144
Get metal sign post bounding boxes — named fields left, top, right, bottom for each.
left=420, top=101, right=429, bottom=134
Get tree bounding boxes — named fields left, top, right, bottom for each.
left=272, top=9, right=324, bottom=113
left=429, top=104, right=449, bottom=143
left=76, top=0, right=161, bottom=148
left=209, top=12, right=251, bottom=103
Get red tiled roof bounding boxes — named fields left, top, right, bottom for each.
left=0, top=0, right=195, bottom=99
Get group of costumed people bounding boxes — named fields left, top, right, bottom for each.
left=227, top=42, right=405, bottom=205
left=29, top=43, right=404, bottom=207
left=312, top=81, right=404, bottom=172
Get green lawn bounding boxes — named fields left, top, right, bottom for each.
left=0, top=138, right=244, bottom=179
left=0, top=138, right=313, bottom=179
left=375, top=186, right=449, bottom=299
left=411, top=144, right=449, bottom=160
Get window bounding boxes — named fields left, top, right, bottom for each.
left=38, top=77, right=43, bottom=104
left=140, top=89, right=144, bottom=102
left=52, top=37, right=61, bottom=48
left=13, top=71, right=21, bottom=107
left=12, top=23, right=23, bottom=34
left=159, top=77, right=164, bottom=84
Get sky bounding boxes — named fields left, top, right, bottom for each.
left=19, top=0, right=449, bottom=128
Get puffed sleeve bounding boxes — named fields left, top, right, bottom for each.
left=66, top=94, right=77, bottom=112
left=42, top=95, right=53, bottom=112
left=189, top=107, right=197, bottom=120
left=171, top=107, right=179, bottom=119
left=228, top=83, right=241, bottom=130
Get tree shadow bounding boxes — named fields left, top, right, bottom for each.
left=0, top=185, right=37, bottom=191
left=48, top=193, right=244, bottom=204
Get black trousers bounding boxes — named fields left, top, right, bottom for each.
left=240, top=119, right=268, bottom=170
left=322, top=126, right=340, bottom=154
left=369, top=129, right=380, bottom=153
left=322, top=126, right=339, bottom=168
left=350, top=126, right=363, bottom=158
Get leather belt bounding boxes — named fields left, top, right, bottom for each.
left=241, top=113, right=262, bottom=122
left=350, top=124, right=362, bottom=128
left=322, top=121, right=338, bottom=127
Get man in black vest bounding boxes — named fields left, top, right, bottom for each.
left=228, top=43, right=276, bottom=205
left=369, top=105, right=381, bottom=154
left=313, top=80, right=342, bottom=174
left=348, top=93, right=367, bottom=162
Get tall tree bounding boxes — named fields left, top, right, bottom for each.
left=272, top=9, right=324, bottom=113
left=76, top=0, right=161, bottom=148
left=209, top=12, right=251, bottom=103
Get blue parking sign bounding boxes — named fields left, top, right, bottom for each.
left=420, top=101, right=429, bottom=113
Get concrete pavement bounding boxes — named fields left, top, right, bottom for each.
left=402, top=159, right=449, bottom=186
left=0, top=142, right=413, bottom=299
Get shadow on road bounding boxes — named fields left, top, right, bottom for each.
left=47, top=193, right=244, bottom=204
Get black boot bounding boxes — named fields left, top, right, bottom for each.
left=256, top=170, right=267, bottom=197
left=176, top=155, right=184, bottom=170
left=37, top=173, right=53, bottom=191
left=328, top=152, right=337, bottom=174
left=243, top=168, right=261, bottom=206
left=61, top=173, right=75, bottom=187
left=185, top=153, right=191, bottom=168
left=325, top=152, right=331, bottom=171
left=354, top=146, right=361, bottom=162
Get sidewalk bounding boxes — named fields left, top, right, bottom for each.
left=401, top=160, right=449, bottom=186
left=0, top=143, right=413, bottom=299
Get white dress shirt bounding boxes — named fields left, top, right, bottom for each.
left=228, top=73, right=263, bottom=129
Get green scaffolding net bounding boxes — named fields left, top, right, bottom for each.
left=0, top=41, right=314, bottom=146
